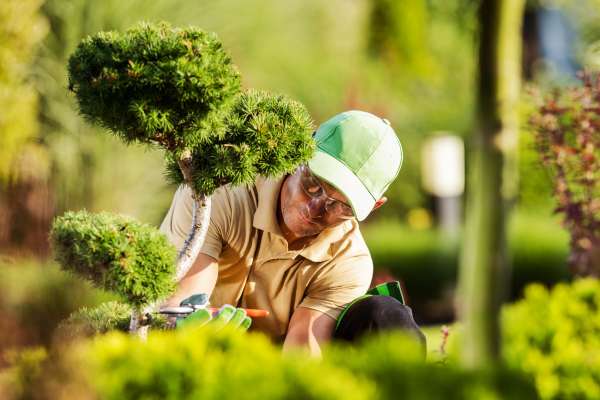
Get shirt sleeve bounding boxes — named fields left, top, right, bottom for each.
left=159, top=185, right=232, bottom=260
left=299, top=254, right=373, bottom=321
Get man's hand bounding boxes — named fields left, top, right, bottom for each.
left=177, top=304, right=252, bottom=331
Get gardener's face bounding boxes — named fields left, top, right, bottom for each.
left=278, top=165, right=354, bottom=240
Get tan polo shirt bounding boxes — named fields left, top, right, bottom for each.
left=159, top=176, right=373, bottom=342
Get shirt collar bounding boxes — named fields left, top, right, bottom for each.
left=252, top=176, right=353, bottom=262
left=252, top=176, right=285, bottom=236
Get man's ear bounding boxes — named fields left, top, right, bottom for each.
left=372, top=196, right=387, bottom=211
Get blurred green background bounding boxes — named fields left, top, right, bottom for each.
left=1, top=0, right=599, bottom=352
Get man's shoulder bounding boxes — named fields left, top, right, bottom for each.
left=214, top=182, right=258, bottom=210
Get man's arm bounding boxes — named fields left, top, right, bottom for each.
left=283, top=307, right=336, bottom=357
left=163, top=252, right=218, bottom=307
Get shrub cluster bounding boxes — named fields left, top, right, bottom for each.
left=502, top=278, right=600, bottom=399
left=68, top=22, right=241, bottom=150
left=166, top=89, right=315, bottom=195
left=57, top=327, right=374, bottom=400
left=529, top=72, right=600, bottom=276
left=50, top=210, right=177, bottom=308
left=326, top=334, right=536, bottom=400
left=2, top=327, right=537, bottom=400
left=55, top=301, right=132, bottom=340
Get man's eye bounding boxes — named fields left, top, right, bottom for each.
left=331, top=201, right=352, bottom=216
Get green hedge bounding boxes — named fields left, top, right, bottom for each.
left=502, top=278, right=600, bottom=400
left=2, top=326, right=537, bottom=400
left=422, top=279, right=600, bottom=400
left=363, top=212, right=570, bottom=321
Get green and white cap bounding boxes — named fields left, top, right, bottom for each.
left=308, top=110, right=403, bottom=221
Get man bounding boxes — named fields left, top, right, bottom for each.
left=160, top=110, right=424, bottom=356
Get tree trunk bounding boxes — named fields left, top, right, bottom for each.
left=175, top=193, right=211, bottom=281
left=139, top=154, right=212, bottom=330
left=457, top=0, right=525, bottom=368
left=129, top=309, right=148, bottom=339
left=174, top=151, right=212, bottom=282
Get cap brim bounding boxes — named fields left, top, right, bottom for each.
left=308, top=151, right=375, bottom=221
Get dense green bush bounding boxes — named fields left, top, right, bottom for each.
left=56, top=301, right=171, bottom=340
left=50, top=210, right=177, bottom=308
left=55, top=301, right=132, bottom=339
left=2, top=326, right=537, bottom=400
left=327, top=333, right=537, bottom=400
left=502, top=278, right=600, bottom=400
left=68, top=22, right=240, bottom=149
left=165, top=89, right=315, bottom=195
left=54, top=327, right=375, bottom=400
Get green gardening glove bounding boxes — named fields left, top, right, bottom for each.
left=212, top=305, right=252, bottom=330
left=177, top=304, right=252, bottom=331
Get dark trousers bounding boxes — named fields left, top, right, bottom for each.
left=333, top=295, right=426, bottom=356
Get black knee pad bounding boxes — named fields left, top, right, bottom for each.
left=334, top=295, right=426, bottom=355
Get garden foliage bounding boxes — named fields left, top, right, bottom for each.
left=503, top=278, right=600, bottom=400
left=326, top=334, right=536, bottom=400
left=50, top=210, right=177, bottom=308
left=68, top=22, right=241, bottom=150
left=0, top=0, right=47, bottom=179
left=530, top=72, right=600, bottom=276
left=166, top=89, right=315, bottom=195
left=56, top=301, right=132, bottom=339
left=2, top=326, right=537, bottom=400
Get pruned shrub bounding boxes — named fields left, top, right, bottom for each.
left=65, top=23, right=315, bottom=310
left=55, top=301, right=132, bottom=340
left=50, top=210, right=177, bottom=308
left=166, top=89, right=315, bottom=195
left=68, top=22, right=241, bottom=149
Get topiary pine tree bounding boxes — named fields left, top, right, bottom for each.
left=67, top=22, right=241, bottom=150
left=59, top=22, right=315, bottom=336
left=51, top=211, right=177, bottom=305
left=51, top=211, right=177, bottom=336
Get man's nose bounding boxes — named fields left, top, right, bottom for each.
left=307, top=197, right=326, bottom=218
